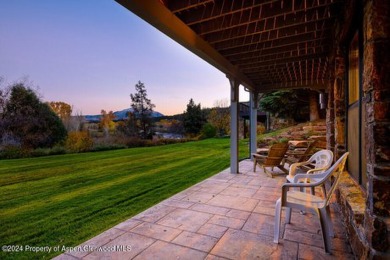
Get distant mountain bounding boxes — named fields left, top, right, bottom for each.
left=84, top=108, right=164, bottom=122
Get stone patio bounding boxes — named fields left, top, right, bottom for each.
left=53, top=160, right=355, bottom=259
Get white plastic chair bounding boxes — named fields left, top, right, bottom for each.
left=286, top=149, right=334, bottom=195
left=274, top=152, right=349, bottom=254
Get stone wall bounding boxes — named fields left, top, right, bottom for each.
left=362, top=0, right=390, bottom=256
left=327, top=0, right=390, bottom=258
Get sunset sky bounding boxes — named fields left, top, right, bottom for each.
left=0, top=0, right=249, bottom=116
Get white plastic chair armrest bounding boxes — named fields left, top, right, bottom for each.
left=288, top=161, right=312, bottom=179
left=292, top=171, right=329, bottom=183
left=307, top=166, right=328, bottom=174
left=281, top=182, right=318, bottom=204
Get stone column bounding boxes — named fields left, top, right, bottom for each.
left=363, top=0, right=390, bottom=254
left=333, top=47, right=347, bottom=158
left=326, top=59, right=336, bottom=153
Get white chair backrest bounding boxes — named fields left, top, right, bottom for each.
left=308, top=150, right=334, bottom=173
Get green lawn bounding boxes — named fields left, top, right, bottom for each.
left=0, top=138, right=248, bottom=259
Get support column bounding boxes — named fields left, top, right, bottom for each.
left=333, top=47, right=346, bottom=158
left=363, top=0, right=390, bottom=255
left=229, top=77, right=240, bottom=174
left=250, top=91, right=258, bottom=159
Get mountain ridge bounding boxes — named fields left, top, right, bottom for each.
left=84, top=108, right=164, bottom=122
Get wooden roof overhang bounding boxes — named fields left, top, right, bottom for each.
left=116, top=0, right=344, bottom=93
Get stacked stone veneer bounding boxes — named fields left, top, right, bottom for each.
left=363, top=0, right=390, bottom=256
left=326, top=0, right=390, bottom=258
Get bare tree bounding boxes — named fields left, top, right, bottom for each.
left=48, top=101, right=73, bottom=131
left=208, top=99, right=230, bottom=136
left=100, top=110, right=116, bottom=137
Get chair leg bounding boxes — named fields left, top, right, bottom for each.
left=264, top=167, right=274, bottom=178
left=318, top=208, right=332, bottom=254
left=285, top=207, right=292, bottom=224
left=322, top=184, right=327, bottom=197
left=325, top=205, right=334, bottom=238
left=277, top=165, right=288, bottom=174
left=253, top=159, right=257, bottom=172
left=274, top=198, right=282, bottom=243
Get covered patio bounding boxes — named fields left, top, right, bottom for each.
left=54, top=160, right=354, bottom=259
left=112, top=0, right=390, bottom=258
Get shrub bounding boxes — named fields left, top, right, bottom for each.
left=125, top=137, right=148, bottom=148
left=49, top=145, right=67, bottom=155
left=257, top=123, right=266, bottom=135
left=256, top=137, right=269, bottom=148
left=279, top=137, right=289, bottom=143
left=91, top=144, right=127, bottom=152
left=30, top=148, right=50, bottom=157
left=200, top=123, right=217, bottom=139
left=1, top=83, right=67, bottom=149
left=65, top=131, right=93, bottom=152
left=31, top=146, right=67, bottom=157
left=0, top=146, right=31, bottom=159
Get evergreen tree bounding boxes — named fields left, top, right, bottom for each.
left=259, top=90, right=314, bottom=122
left=259, top=90, right=297, bottom=118
left=183, top=98, right=206, bottom=136
left=130, top=81, right=155, bottom=139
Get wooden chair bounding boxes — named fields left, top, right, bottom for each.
left=284, top=140, right=318, bottom=167
left=252, top=142, right=289, bottom=178
left=273, top=152, right=349, bottom=254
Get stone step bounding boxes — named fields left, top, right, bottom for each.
left=302, top=125, right=327, bottom=131
left=310, top=135, right=327, bottom=141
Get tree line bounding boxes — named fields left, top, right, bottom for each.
left=0, top=79, right=231, bottom=159
left=0, top=77, right=321, bottom=159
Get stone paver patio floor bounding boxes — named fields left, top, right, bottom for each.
left=54, top=160, right=355, bottom=260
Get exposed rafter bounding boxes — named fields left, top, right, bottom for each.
left=116, top=0, right=343, bottom=92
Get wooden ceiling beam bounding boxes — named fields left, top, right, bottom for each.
left=231, top=46, right=324, bottom=66
left=206, top=18, right=331, bottom=46
left=168, top=0, right=215, bottom=14
left=220, top=37, right=329, bottom=57
left=241, top=58, right=327, bottom=71
left=184, top=0, right=338, bottom=27
left=183, top=0, right=280, bottom=26
left=215, top=30, right=331, bottom=55
left=197, top=3, right=332, bottom=37
left=255, top=81, right=328, bottom=92
left=242, top=63, right=327, bottom=75
left=245, top=65, right=326, bottom=77
left=117, top=0, right=343, bottom=94
left=249, top=72, right=326, bottom=82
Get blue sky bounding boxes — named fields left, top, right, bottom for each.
left=0, top=0, right=248, bottom=116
